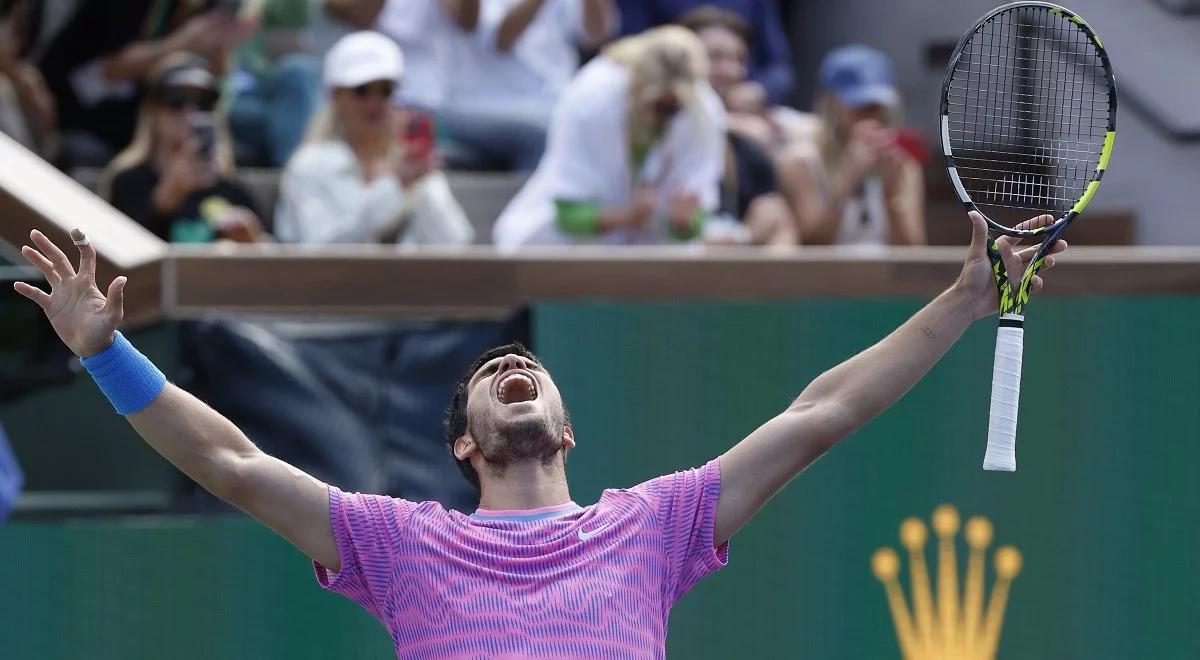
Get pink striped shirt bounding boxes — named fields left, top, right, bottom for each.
left=314, top=459, right=729, bottom=658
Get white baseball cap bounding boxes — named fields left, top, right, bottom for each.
left=323, top=31, right=405, bottom=89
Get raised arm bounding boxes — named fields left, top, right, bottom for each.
left=496, top=0, right=547, bottom=52
left=713, top=213, right=1066, bottom=545
left=13, top=229, right=339, bottom=570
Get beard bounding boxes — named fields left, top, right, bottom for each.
left=471, top=409, right=564, bottom=473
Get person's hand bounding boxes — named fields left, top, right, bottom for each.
left=842, top=119, right=893, bottom=185
left=599, top=187, right=656, bottom=233
left=955, top=212, right=1067, bottom=320
left=392, top=147, right=437, bottom=188
left=726, top=113, right=774, bottom=150
left=667, top=190, right=701, bottom=234
left=725, top=80, right=768, bottom=115
left=13, top=229, right=127, bottom=358
left=212, top=206, right=265, bottom=243
left=877, top=137, right=914, bottom=191
left=153, top=138, right=216, bottom=214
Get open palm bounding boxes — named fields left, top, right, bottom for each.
left=12, top=229, right=126, bottom=358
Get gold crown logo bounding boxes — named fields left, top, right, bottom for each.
left=871, top=505, right=1022, bottom=660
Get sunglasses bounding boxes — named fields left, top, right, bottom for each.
left=159, top=89, right=219, bottom=112
left=350, top=81, right=397, bottom=99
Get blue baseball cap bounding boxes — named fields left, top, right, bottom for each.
left=819, top=44, right=899, bottom=108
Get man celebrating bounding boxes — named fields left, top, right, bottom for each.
left=13, top=214, right=1063, bottom=657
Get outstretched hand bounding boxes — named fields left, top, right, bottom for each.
left=956, top=211, right=1068, bottom=320
left=12, top=229, right=126, bottom=357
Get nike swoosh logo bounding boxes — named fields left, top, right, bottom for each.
left=578, top=524, right=609, bottom=541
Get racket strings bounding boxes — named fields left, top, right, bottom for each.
left=946, top=6, right=1111, bottom=225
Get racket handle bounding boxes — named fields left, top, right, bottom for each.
left=983, top=315, right=1024, bottom=471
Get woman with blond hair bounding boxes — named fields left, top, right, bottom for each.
left=274, top=31, right=472, bottom=246
left=493, top=25, right=726, bottom=247
left=777, top=45, right=925, bottom=246
left=102, top=53, right=266, bottom=243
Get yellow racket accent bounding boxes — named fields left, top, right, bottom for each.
left=1098, top=130, right=1116, bottom=171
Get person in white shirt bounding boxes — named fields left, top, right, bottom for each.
left=275, top=31, right=473, bottom=246
left=439, top=0, right=617, bottom=170
left=493, top=26, right=725, bottom=247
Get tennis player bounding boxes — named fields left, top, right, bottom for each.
left=14, top=214, right=1064, bottom=657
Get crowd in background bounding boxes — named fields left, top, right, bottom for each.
left=0, top=0, right=929, bottom=248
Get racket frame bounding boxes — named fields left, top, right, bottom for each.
left=937, top=1, right=1117, bottom=470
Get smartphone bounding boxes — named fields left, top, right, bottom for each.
left=892, top=127, right=929, bottom=164
left=401, top=112, right=436, bottom=161
left=189, top=113, right=217, bottom=160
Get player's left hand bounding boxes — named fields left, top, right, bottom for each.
left=956, top=211, right=1068, bottom=320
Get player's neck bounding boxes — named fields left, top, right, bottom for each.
left=477, top=462, right=571, bottom=512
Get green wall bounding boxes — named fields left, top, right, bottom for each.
left=1, top=297, right=1197, bottom=658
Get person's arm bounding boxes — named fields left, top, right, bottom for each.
left=743, top=192, right=797, bottom=246
left=580, top=0, right=616, bottom=46
left=99, top=13, right=232, bottom=82
left=712, top=212, right=1067, bottom=545
left=496, top=0, right=548, bottom=52
left=441, top=0, right=480, bottom=31
left=749, top=0, right=794, bottom=104
left=555, top=188, right=655, bottom=236
left=274, top=151, right=405, bottom=244
left=777, top=151, right=866, bottom=245
left=323, top=0, right=385, bottom=28
left=0, top=62, right=56, bottom=150
left=883, top=158, right=927, bottom=246
left=12, top=229, right=339, bottom=570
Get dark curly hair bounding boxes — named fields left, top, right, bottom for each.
left=443, top=342, right=544, bottom=492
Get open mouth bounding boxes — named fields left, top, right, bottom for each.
left=496, top=370, right=538, bottom=405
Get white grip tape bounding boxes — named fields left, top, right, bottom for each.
left=983, top=318, right=1024, bottom=471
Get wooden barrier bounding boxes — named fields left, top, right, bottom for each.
left=3, top=131, right=1197, bottom=323
left=0, top=134, right=166, bottom=324
left=164, top=243, right=1200, bottom=318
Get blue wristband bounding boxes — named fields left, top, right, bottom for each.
left=79, top=332, right=167, bottom=415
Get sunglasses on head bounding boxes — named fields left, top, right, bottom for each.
left=350, top=81, right=397, bottom=99
left=159, top=88, right=219, bottom=112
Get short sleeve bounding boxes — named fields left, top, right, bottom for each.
left=661, top=83, right=727, bottom=213
left=313, top=486, right=416, bottom=619
left=629, top=458, right=729, bottom=603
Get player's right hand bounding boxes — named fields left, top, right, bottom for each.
left=12, top=229, right=126, bottom=358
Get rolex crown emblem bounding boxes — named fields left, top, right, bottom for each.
left=871, top=504, right=1021, bottom=660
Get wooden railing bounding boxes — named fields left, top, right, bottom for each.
left=4, top=132, right=1200, bottom=324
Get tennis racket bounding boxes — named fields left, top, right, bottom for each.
left=939, top=2, right=1116, bottom=471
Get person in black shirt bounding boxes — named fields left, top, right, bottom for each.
left=102, top=53, right=267, bottom=244
left=682, top=7, right=795, bottom=245
left=37, top=0, right=255, bottom=169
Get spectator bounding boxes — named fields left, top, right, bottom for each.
left=680, top=6, right=793, bottom=246
left=616, top=0, right=793, bottom=104
left=227, top=0, right=322, bottom=166
left=439, top=0, right=618, bottom=171
left=493, top=26, right=725, bottom=247
left=37, top=0, right=255, bottom=169
left=0, top=0, right=55, bottom=157
left=0, top=423, right=21, bottom=522
left=316, top=0, right=479, bottom=112
left=275, top=31, right=473, bottom=245
left=101, top=53, right=268, bottom=244
left=782, top=45, right=925, bottom=245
